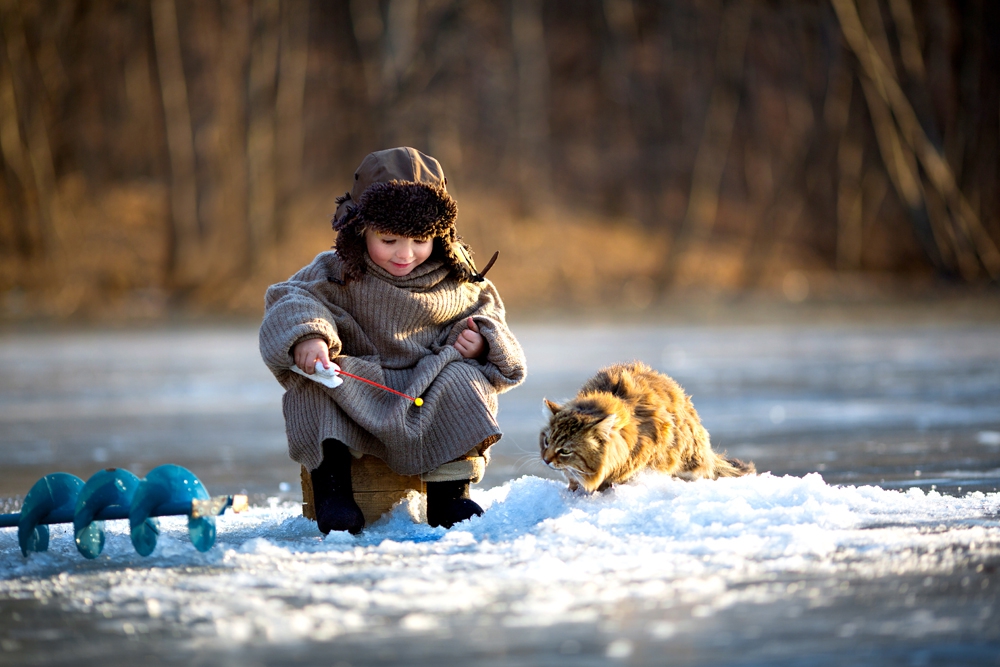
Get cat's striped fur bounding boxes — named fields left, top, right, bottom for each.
left=540, top=361, right=754, bottom=492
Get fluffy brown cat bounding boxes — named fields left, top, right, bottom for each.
left=540, top=361, right=754, bottom=492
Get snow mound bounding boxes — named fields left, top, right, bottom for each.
left=1, top=473, right=998, bottom=645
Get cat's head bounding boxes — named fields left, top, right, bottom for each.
left=539, top=398, right=621, bottom=489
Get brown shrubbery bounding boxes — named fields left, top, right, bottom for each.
left=0, top=1, right=997, bottom=319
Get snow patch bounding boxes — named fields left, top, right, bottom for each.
left=1, top=472, right=998, bottom=647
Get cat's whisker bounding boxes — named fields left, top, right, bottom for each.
left=512, top=439, right=543, bottom=455
left=513, top=453, right=542, bottom=473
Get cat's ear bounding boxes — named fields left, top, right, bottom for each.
left=543, top=398, right=562, bottom=415
left=596, top=413, right=618, bottom=437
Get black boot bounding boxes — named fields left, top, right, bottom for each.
left=426, top=479, right=483, bottom=529
left=310, top=440, right=365, bottom=535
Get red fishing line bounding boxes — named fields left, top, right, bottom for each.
left=336, top=369, right=423, bottom=406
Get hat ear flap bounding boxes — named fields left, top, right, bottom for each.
left=334, top=224, right=368, bottom=281
left=436, top=238, right=476, bottom=283
left=332, top=192, right=358, bottom=231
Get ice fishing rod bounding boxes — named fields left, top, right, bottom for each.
left=292, top=361, right=424, bottom=406
left=0, top=465, right=248, bottom=559
left=335, top=368, right=423, bottom=405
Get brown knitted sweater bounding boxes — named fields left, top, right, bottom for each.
left=259, top=251, right=527, bottom=474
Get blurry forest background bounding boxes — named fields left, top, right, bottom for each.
left=0, top=0, right=998, bottom=319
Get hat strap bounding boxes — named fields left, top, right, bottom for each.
left=472, top=251, right=499, bottom=283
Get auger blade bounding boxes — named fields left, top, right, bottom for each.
left=129, top=465, right=214, bottom=556
left=73, top=468, right=143, bottom=559
left=18, top=473, right=85, bottom=557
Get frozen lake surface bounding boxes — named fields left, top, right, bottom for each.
left=1, top=314, right=999, bottom=665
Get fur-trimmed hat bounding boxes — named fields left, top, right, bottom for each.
left=332, top=147, right=486, bottom=283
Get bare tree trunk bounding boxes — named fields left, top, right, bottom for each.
left=275, top=0, right=310, bottom=239
left=350, top=0, right=384, bottom=110
left=598, top=0, right=639, bottom=216
left=738, top=129, right=813, bottom=288
left=199, top=0, right=250, bottom=288
left=428, top=87, right=465, bottom=188
left=837, top=129, right=864, bottom=270
left=681, top=0, right=751, bottom=245
left=383, top=0, right=418, bottom=93
left=923, top=180, right=973, bottom=276
left=2, top=2, right=54, bottom=258
left=887, top=0, right=925, bottom=80
left=856, top=75, right=920, bottom=202
left=663, top=0, right=752, bottom=285
left=732, top=140, right=773, bottom=288
left=0, top=9, right=35, bottom=258
left=832, top=0, right=1000, bottom=279
left=825, top=59, right=864, bottom=270
left=859, top=167, right=889, bottom=262
left=247, top=0, right=280, bottom=269
left=123, top=29, right=158, bottom=169
left=151, top=0, right=201, bottom=285
left=381, top=0, right=421, bottom=146
left=512, top=0, right=551, bottom=211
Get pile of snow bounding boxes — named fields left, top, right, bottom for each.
left=1, top=473, right=998, bottom=645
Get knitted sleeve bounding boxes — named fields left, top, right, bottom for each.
left=448, top=280, right=527, bottom=393
left=259, top=253, right=344, bottom=378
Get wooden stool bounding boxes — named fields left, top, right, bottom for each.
left=300, top=455, right=425, bottom=527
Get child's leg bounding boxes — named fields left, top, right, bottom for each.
left=422, top=445, right=489, bottom=528
left=310, top=439, right=365, bottom=535
left=420, top=449, right=485, bottom=485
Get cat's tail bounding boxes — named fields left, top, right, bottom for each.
left=712, top=452, right=756, bottom=478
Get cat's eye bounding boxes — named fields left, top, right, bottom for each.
left=557, top=448, right=569, bottom=457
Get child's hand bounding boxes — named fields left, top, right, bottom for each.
left=454, top=317, right=487, bottom=359
left=293, top=338, right=331, bottom=374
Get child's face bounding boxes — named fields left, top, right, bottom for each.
left=365, top=230, right=434, bottom=277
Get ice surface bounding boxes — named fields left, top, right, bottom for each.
left=979, top=431, right=1000, bottom=447
left=1, top=320, right=998, bottom=663
left=2, top=472, right=997, bottom=648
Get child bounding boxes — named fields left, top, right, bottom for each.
left=259, top=147, right=527, bottom=534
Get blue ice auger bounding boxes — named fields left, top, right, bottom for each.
left=0, top=465, right=248, bottom=559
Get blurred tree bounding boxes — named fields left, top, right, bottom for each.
left=0, top=0, right=997, bottom=318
